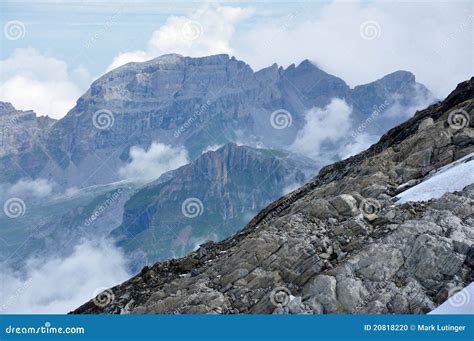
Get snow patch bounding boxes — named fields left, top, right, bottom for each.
left=395, top=153, right=474, bottom=204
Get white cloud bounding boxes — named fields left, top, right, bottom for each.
left=119, top=142, right=189, bottom=181
left=108, top=3, right=254, bottom=70
left=340, top=133, right=377, bottom=159
left=290, top=98, right=352, bottom=160
left=385, top=84, right=436, bottom=118
left=235, top=1, right=472, bottom=98
left=0, top=48, right=90, bottom=119
left=7, top=178, right=55, bottom=199
left=0, top=239, right=129, bottom=314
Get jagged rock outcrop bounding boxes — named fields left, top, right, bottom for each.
left=0, top=101, right=55, bottom=158
left=73, top=78, right=473, bottom=314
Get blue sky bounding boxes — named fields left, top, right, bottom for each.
left=1, top=1, right=324, bottom=75
left=1, top=0, right=472, bottom=118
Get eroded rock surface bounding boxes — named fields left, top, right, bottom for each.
left=73, top=78, right=473, bottom=314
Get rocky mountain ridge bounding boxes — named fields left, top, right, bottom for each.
left=73, top=77, right=473, bottom=314
left=111, top=143, right=317, bottom=269
left=0, top=54, right=433, bottom=187
left=0, top=102, right=55, bottom=160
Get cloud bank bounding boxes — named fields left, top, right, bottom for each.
left=290, top=98, right=352, bottom=160
left=119, top=142, right=189, bottom=181
left=0, top=239, right=129, bottom=314
left=0, top=48, right=90, bottom=119
left=236, top=1, right=472, bottom=98
left=108, top=4, right=254, bottom=70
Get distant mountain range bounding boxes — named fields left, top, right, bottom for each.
left=74, top=77, right=474, bottom=315
left=0, top=54, right=436, bottom=279
left=0, top=54, right=434, bottom=188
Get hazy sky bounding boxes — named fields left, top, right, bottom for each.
left=1, top=0, right=472, bottom=118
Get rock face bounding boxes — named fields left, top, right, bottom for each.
left=73, top=78, right=473, bottom=314
left=0, top=54, right=433, bottom=187
left=111, top=143, right=317, bottom=270
left=0, top=101, right=55, bottom=168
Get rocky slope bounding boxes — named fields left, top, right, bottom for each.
left=0, top=101, right=55, bottom=162
left=0, top=54, right=433, bottom=187
left=74, top=78, right=473, bottom=314
left=111, top=143, right=316, bottom=270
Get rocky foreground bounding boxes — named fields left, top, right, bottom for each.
left=74, top=78, right=473, bottom=314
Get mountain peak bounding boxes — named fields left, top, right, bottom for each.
left=380, top=70, right=415, bottom=84
left=74, top=77, right=474, bottom=315
left=0, top=101, right=16, bottom=115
